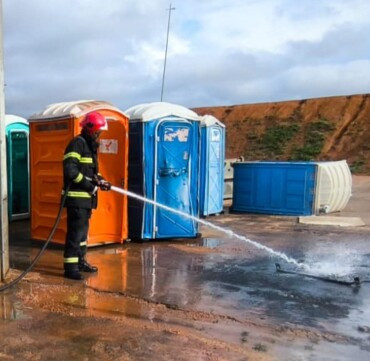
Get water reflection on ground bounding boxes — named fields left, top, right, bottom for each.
left=4, top=219, right=370, bottom=360
left=74, top=237, right=370, bottom=340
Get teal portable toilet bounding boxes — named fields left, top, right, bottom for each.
left=5, top=115, right=30, bottom=220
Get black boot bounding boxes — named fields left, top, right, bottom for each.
left=79, top=255, right=98, bottom=273
left=64, top=263, right=83, bottom=280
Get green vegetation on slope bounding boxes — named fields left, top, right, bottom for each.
left=291, top=118, right=335, bottom=161
left=242, top=117, right=335, bottom=161
left=262, top=124, right=300, bottom=156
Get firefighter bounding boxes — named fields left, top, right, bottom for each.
left=62, top=111, right=111, bottom=280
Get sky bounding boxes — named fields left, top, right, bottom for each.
left=3, top=0, right=370, bottom=118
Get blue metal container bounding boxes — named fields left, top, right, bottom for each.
left=199, top=115, right=225, bottom=216
left=125, top=102, right=201, bottom=240
left=232, top=162, right=316, bottom=216
left=5, top=115, right=30, bottom=220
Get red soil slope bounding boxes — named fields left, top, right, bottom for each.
left=194, top=94, right=370, bottom=174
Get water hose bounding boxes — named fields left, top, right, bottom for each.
left=2, top=183, right=365, bottom=291
left=0, top=187, right=68, bottom=292
left=275, top=263, right=361, bottom=287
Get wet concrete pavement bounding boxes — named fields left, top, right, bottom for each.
left=1, top=175, right=370, bottom=360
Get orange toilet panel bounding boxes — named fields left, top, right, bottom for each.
left=30, top=110, right=129, bottom=246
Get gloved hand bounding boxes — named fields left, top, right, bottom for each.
left=92, top=174, right=111, bottom=191
left=98, top=179, right=111, bottom=191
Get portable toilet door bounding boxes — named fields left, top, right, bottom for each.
left=125, top=102, right=201, bottom=240
left=5, top=115, right=30, bottom=220
left=199, top=115, right=225, bottom=216
left=28, top=100, right=129, bottom=246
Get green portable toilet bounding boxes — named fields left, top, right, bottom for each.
left=5, top=115, right=30, bottom=220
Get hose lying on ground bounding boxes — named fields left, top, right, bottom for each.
left=275, top=263, right=362, bottom=286
left=0, top=188, right=68, bottom=292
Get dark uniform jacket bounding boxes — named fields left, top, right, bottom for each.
left=63, top=131, right=100, bottom=209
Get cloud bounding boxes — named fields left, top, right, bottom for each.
left=280, top=60, right=370, bottom=100
left=2, top=0, right=370, bottom=117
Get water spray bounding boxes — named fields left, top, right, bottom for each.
left=112, top=186, right=368, bottom=286
left=1, top=184, right=363, bottom=292
left=110, top=186, right=308, bottom=270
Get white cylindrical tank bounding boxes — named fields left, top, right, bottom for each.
left=314, top=160, right=352, bottom=214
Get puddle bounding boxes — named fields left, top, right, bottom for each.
left=11, top=235, right=370, bottom=338
left=6, top=220, right=370, bottom=360
left=79, top=244, right=370, bottom=341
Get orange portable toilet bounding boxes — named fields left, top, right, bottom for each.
left=28, top=100, right=129, bottom=246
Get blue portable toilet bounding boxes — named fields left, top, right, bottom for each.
left=5, top=115, right=30, bottom=220
left=199, top=115, right=225, bottom=216
left=232, top=161, right=317, bottom=216
left=125, top=102, right=201, bottom=240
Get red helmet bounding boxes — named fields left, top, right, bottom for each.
left=80, top=111, right=108, bottom=135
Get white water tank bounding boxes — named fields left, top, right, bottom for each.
left=314, top=160, right=352, bottom=214
left=224, top=156, right=244, bottom=199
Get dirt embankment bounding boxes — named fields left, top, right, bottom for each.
left=193, top=93, right=370, bottom=174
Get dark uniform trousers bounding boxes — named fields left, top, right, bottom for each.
left=64, top=207, right=92, bottom=272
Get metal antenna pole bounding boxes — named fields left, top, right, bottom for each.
left=160, top=3, right=175, bottom=102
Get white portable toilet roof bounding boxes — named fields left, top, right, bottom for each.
left=28, top=100, right=128, bottom=122
left=5, top=114, right=28, bottom=126
left=200, top=114, right=225, bottom=128
left=125, top=102, right=200, bottom=122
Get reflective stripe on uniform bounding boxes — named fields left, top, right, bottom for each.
left=80, top=241, right=87, bottom=247
left=80, top=157, right=93, bottom=164
left=64, top=257, right=78, bottom=264
left=67, top=191, right=91, bottom=198
left=73, top=173, right=84, bottom=183
left=61, top=190, right=92, bottom=198
left=64, top=152, right=81, bottom=160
